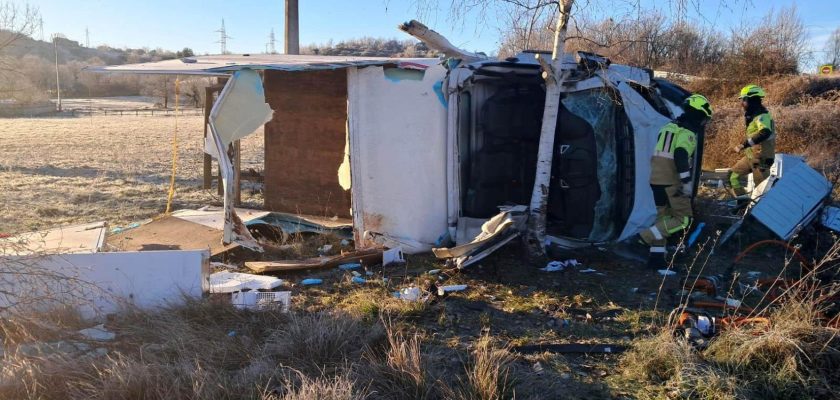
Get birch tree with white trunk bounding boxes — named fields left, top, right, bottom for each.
left=526, top=0, right=573, bottom=255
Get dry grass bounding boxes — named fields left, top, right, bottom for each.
left=618, top=242, right=840, bottom=400
left=0, top=114, right=264, bottom=233
left=443, top=336, right=516, bottom=400
left=694, top=75, right=840, bottom=191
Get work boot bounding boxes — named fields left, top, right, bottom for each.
left=647, top=248, right=667, bottom=270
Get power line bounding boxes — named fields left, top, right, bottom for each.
left=215, top=19, right=232, bottom=54
left=267, top=28, right=276, bottom=54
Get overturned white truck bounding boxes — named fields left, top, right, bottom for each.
left=93, top=33, right=696, bottom=267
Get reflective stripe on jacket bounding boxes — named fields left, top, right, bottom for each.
left=650, top=122, right=697, bottom=185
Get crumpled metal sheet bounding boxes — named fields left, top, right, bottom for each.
left=207, top=69, right=273, bottom=252
left=432, top=205, right=527, bottom=268
left=246, top=213, right=353, bottom=240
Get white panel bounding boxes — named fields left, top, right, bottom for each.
left=2, top=221, right=107, bottom=256
left=615, top=81, right=671, bottom=240
left=0, top=250, right=209, bottom=318
left=751, top=154, right=831, bottom=240
left=348, top=65, right=449, bottom=253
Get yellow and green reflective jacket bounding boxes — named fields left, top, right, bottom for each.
left=745, top=112, right=775, bottom=160
left=650, top=122, right=697, bottom=185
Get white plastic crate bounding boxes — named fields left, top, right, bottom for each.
left=231, top=291, right=291, bottom=311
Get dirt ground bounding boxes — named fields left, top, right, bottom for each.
left=1, top=113, right=835, bottom=398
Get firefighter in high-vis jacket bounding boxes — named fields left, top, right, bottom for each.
left=640, top=94, right=712, bottom=268
left=729, top=84, right=776, bottom=196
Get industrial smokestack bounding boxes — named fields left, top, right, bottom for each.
left=284, top=0, right=299, bottom=55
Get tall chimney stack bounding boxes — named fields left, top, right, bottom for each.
left=284, top=0, right=299, bottom=54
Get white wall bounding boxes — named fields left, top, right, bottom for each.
left=347, top=64, right=449, bottom=252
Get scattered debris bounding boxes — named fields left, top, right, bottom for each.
left=300, top=278, right=323, bottom=286
left=231, top=291, right=291, bottom=311
left=317, top=244, right=333, bottom=255
left=383, top=246, right=406, bottom=266
left=541, top=259, right=579, bottom=272
left=110, top=222, right=140, bottom=234
left=579, top=268, right=597, bottom=274
left=821, top=205, right=840, bottom=232
left=658, top=269, right=677, bottom=276
left=395, top=287, right=426, bottom=302
left=338, top=263, right=362, bottom=270
left=438, top=284, right=467, bottom=294
left=77, top=324, right=116, bottom=342
left=513, top=343, right=627, bottom=354
left=351, top=276, right=367, bottom=284
left=209, top=271, right=283, bottom=294
left=533, top=361, right=545, bottom=375
left=432, top=205, right=527, bottom=268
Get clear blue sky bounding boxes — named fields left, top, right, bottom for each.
left=31, top=0, right=839, bottom=68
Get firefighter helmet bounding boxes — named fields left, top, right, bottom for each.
left=739, top=84, right=766, bottom=99
left=684, top=94, right=712, bottom=118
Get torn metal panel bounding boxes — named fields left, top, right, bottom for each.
left=0, top=250, right=209, bottom=318
left=87, top=54, right=439, bottom=76
left=750, top=154, right=831, bottom=240
left=1, top=221, right=107, bottom=256
left=207, top=69, right=273, bottom=252
left=247, top=213, right=352, bottom=239
left=207, top=68, right=274, bottom=156
left=433, top=205, right=527, bottom=268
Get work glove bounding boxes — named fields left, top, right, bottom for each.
left=680, top=182, right=693, bottom=197
left=732, top=144, right=744, bottom=153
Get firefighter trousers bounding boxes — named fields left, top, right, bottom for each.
left=640, top=184, right=693, bottom=261
left=729, top=156, right=770, bottom=196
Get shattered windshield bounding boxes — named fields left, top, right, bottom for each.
left=560, top=89, right=618, bottom=241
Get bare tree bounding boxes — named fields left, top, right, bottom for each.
left=0, top=2, right=40, bottom=99
left=826, top=27, right=840, bottom=68
left=0, top=1, right=39, bottom=54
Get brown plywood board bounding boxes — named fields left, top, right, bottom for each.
left=109, top=217, right=236, bottom=256
left=245, top=248, right=382, bottom=273
left=263, top=69, right=352, bottom=218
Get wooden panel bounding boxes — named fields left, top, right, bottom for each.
left=263, top=69, right=351, bottom=218
left=110, top=217, right=236, bottom=256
